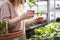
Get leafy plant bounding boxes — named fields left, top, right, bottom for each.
left=27, top=22, right=37, bottom=26
left=34, top=22, right=60, bottom=40
left=0, top=21, right=6, bottom=34
left=37, top=10, right=46, bottom=16
left=27, top=0, right=38, bottom=9
left=15, top=37, right=23, bottom=40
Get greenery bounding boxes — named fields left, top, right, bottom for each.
left=27, top=0, right=38, bottom=9
left=15, top=37, right=23, bottom=40
left=32, top=22, right=60, bottom=40
left=0, top=21, right=6, bottom=34
left=37, top=10, right=46, bottom=16
left=27, top=22, right=37, bottom=26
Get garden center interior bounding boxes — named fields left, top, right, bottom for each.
left=0, top=0, right=60, bottom=40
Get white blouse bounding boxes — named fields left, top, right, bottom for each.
left=16, top=5, right=27, bottom=16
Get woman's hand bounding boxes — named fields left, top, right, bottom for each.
left=9, top=10, right=34, bottom=26
left=35, top=17, right=44, bottom=23
left=22, top=10, right=34, bottom=19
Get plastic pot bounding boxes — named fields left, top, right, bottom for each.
left=27, top=10, right=34, bottom=17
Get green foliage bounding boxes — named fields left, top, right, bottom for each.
left=15, top=37, right=23, bottom=40
left=0, top=21, right=6, bottom=34
left=1, top=21, right=6, bottom=28
left=34, top=22, right=60, bottom=40
left=27, top=0, right=38, bottom=9
left=37, top=10, right=46, bottom=15
left=29, top=0, right=33, bottom=2
left=27, top=22, right=37, bottom=26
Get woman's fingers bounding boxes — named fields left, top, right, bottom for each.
left=23, top=10, right=34, bottom=19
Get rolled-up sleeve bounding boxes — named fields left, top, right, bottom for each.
left=1, top=3, right=11, bottom=21
left=1, top=3, right=15, bottom=27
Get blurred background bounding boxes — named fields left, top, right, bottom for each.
left=0, top=0, right=60, bottom=22
left=0, top=0, right=60, bottom=40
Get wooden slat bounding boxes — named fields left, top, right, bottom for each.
left=5, top=21, right=9, bottom=34
left=0, top=20, right=26, bottom=40
left=0, top=31, right=22, bottom=39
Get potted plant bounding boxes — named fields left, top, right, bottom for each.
left=36, top=10, right=46, bottom=23
left=26, top=0, right=38, bottom=17
left=26, top=0, right=38, bottom=26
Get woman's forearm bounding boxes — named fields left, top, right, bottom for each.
left=8, top=11, right=34, bottom=26
left=9, top=14, right=24, bottom=26
left=25, top=18, right=36, bottom=25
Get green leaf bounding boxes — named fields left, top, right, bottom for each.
left=27, top=0, right=38, bottom=9
left=54, top=37, right=60, bottom=40
left=31, top=1, right=38, bottom=6
left=0, top=21, right=6, bottom=34
left=1, top=21, right=6, bottom=28
left=15, top=37, right=23, bottom=40
left=27, top=2, right=33, bottom=9
left=47, top=32, right=56, bottom=39
left=35, top=38, right=41, bottom=40
left=37, top=10, right=46, bottom=15
left=29, top=0, right=33, bottom=2
left=54, top=28, right=60, bottom=32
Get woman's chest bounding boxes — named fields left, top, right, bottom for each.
left=10, top=6, right=26, bottom=19
left=10, top=7, right=18, bottom=19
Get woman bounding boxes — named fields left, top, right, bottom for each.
left=1, top=0, right=37, bottom=33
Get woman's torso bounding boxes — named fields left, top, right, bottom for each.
left=1, top=1, right=22, bottom=32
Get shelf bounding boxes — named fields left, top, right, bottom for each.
left=56, top=7, right=60, bottom=9
left=26, top=22, right=47, bottom=30
left=35, top=13, right=47, bottom=15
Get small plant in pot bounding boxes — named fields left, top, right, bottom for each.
left=26, top=0, right=38, bottom=17
left=26, top=0, right=38, bottom=26
left=36, top=10, right=46, bottom=23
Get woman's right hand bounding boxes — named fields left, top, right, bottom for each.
left=22, top=10, right=34, bottom=19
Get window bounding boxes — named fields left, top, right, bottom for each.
left=24, top=0, right=47, bottom=20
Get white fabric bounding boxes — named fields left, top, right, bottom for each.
left=16, top=5, right=27, bottom=16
